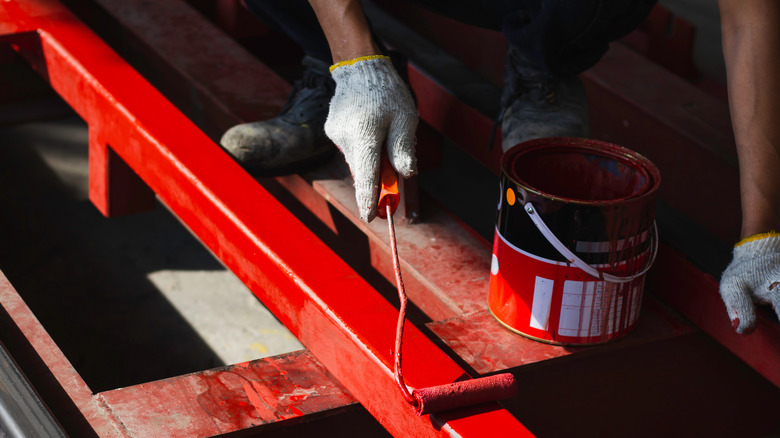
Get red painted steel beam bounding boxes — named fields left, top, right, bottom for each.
left=88, top=128, right=156, bottom=217
left=0, top=1, right=531, bottom=436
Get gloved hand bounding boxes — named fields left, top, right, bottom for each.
left=325, top=55, right=418, bottom=222
left=719, top=232, right=780, bottom=334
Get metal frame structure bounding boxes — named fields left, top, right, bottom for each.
left=1, top=0, right=779, bottom=436
left=0, top=1, right=530, bottom=436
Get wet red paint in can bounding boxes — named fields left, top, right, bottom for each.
left=488, top=138, right=661, bottom=345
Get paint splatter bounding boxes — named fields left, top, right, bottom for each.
left=250, top=343, right=268, bottom=354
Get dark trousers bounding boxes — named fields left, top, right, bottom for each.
left=242, top=0, right=656, bottom=76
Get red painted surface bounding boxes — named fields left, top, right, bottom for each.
left=1, top=264, right=366, bottom=437
left=98, top=351, right=358, bottom=437
left=429, top=297, right=694, bottom=375
left=0, top=1, right=531, bottom=436
left=88, top=129, right=156, bottom=217
left=214, top=0, right=271, bottom=40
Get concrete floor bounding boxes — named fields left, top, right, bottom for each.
left=0, top=116, right=302, bottom=392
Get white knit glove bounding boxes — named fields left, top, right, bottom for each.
left=719, top=232, right=780, bottom=334
left=325, top=55, right=418, bottom=222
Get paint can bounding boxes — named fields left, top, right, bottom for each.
left=488, top=138, right=660, bottom=345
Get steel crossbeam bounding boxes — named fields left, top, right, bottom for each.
left=0, top=1, right=531, bottom=436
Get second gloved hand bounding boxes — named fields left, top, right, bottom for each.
left=325, top=55, right=418, bottom=222
left=719, top=232, right=780, bottom=334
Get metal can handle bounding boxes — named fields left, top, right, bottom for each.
left=523, top=202, right=658, bottom=284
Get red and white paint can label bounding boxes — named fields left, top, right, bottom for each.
left=489, top=228, right=647, bottom=344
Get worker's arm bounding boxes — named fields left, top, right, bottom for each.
left=720, top=0, right=780, bottom=237
left=308, top=0, right=418, bottom=222
left=308, top=0, right=380, bottom=63
left=718, top=0, right=780, bottom=334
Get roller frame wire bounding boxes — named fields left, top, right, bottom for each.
left=387, top=203, right=418, bottom=407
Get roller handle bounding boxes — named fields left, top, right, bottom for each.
left=377, top=154, right=400, bottom=219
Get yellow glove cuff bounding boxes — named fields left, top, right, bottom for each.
left=735, top=230, right=780, bottom=247
left=329, top=55, right=391, bottom=73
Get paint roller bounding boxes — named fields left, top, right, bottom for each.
left=377, top=155, right=518, bottom=416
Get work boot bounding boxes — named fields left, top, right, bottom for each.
left=500, top=45, right=590, bottom=151
left=220, top=56, right=336, bottom=176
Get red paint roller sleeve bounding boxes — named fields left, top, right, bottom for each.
left=413, top=373, right=518, bottom=416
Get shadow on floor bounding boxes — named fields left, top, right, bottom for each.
left=0, top=117, right=227, bottom=392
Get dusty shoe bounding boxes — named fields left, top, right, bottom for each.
left=220, top=56, right=336, bottom=176
left=501, top=46, right=590, bottom=151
